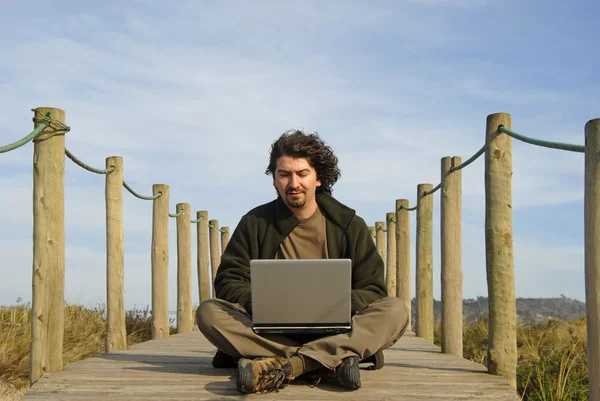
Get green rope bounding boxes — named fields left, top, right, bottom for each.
left=498, top=126, right=584, bottom=153
left=388, top=216, right=396, bottom=223
left=169, top=209, right=184, bottom=218
left=0, top=122, right=49, bottom=154
left=219, top=227, right=228, bottom=233
left=450, top=144, right=486, bottom=172
left=423, top=183, right=441, bottom=197
left=208, top=222, right=215, bottom=228
left=123, top=181, right=162, bottom=200
left=65, top=148, right=115, bottom=174
left=191, top=216, right=204, bottom=223
left=369, top=230, right=376, bottom=238
left=31, top=109, right=70, bottom=133
left=397, top=204, right=416, bottom=212
left=376, top=226, right=387, bottom=233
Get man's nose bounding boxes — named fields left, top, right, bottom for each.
left=289, top=174, right=299, bottom=187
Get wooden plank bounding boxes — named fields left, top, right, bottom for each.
left=23, top=331, right=520, bottom=401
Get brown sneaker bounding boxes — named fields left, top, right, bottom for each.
left=236, top=357, right=293, bottom=394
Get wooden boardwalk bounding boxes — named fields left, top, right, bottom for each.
left=23, top=330, right=520, bottom=400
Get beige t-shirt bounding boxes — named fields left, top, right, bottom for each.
left=276, top=206, right=329, bottom=259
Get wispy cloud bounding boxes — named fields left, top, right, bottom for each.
left=1, top=0, right=596, bottom=308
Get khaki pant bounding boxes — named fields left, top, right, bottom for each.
left=196, top=296, right=408, bottom=370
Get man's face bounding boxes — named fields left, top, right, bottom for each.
left=273, top=155, right=322, bottom=209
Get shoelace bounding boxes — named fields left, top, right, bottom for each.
left=308, top=368, right=338, bottom=389
left=256, top=366, right=287, bottom=393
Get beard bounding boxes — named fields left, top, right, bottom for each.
left=285, top=190, right=306, bottom=208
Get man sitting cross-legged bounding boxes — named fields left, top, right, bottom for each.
left=196, top=130, right=409, bottom=394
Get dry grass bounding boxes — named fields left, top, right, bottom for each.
left=0, top=303, right=162, bottom=395
left=0, top=378, right=23, bottom=401
left=442, top=316, right=589, bottom=401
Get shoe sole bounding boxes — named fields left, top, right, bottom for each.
left=237, top=358, right=256, bottom=394
left=338, top=357, right=361, bottom=389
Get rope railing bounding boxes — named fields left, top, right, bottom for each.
left=65, top=149, right=115, bottom=175
left=379, top=114, right=599, bottom=392
left=123, top=181, right=162, bottom=200
left=31, top=109, right=70, bottom=133
left=423, top=183, right=441, bottom=197
left=0, top=110, right=70, bottom=154
left=1, top=123, right=49, bottom=154
left=498, top=125, right=585, bottom=153
left=450, top=144, right=486, bottom=172
left=169, top=209, right=184, bottom=218
left=8, top=107, right=239, bottom=388
left=396, top=142, right=487, bottom=212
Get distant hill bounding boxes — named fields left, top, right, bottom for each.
left=410, top=296, right=586, bottom=326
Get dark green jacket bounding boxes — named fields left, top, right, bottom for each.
left=213, top=192, right=387, bottom=315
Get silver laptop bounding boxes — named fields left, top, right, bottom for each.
left=250, top=258, right=352, bottom=335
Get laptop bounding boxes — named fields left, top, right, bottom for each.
left=250, top=258, right=352, bottom=335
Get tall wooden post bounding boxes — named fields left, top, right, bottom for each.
left=105, top=156, right=126, bottom=352
left=416, top=184, right=434, bottom=341
left=31, top=107, right=66, bottom=384
left=221, top=227, right=230, bottom=254
left=196, top=211, right=210, bottom=302
left=485, top=113, right=516, bottom=387
left=386, top=213, right=397, bottom=297
left=585, top=118, right=600, bottom=401
left=151, top=184, right=170, bottom=339
left=176, top=203, right=193, bottom=333
left=209, top=220, right=221, bottom=286
left=375, top=221, right=386, bottom=276
left=441, top=156, right=463, bottom=356
left=396, top=199, right=411, bottom=331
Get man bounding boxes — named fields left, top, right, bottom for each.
left=196, top=130, right=408, bottom=394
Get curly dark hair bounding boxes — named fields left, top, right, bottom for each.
left=265, top=130, right=341, bottom=194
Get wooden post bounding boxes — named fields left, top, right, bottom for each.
left=209, top=220, right=221, bottom=285
left=585, top=118, right=600, bottom=401
left=441, top=156, right=463, bottom=356
left=396, top=199, right=411, bottom=331
left=31, top=107, right=66, bottom=384
left=386, top=213, right=397, bottom=297
left=151, top=184, right=170, bottom=339
left=196, top=211, right=210, bottom=302
left=485, top=113, right=516, bottom=387
left=375, top=221, right=386, bottom=275
left=105, top=156, right=126, bottom=352
left=221, top=227, right=230, bottom=254
left=368, top=226, right=376, bottom=244
left=416, top=184, right=434, bottom=342
left=176, top=203, right=193, bottom=333
left=11, top=308, right=16, bottom=324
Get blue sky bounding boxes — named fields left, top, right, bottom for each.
left=1, top=0, right=597, bottom=310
